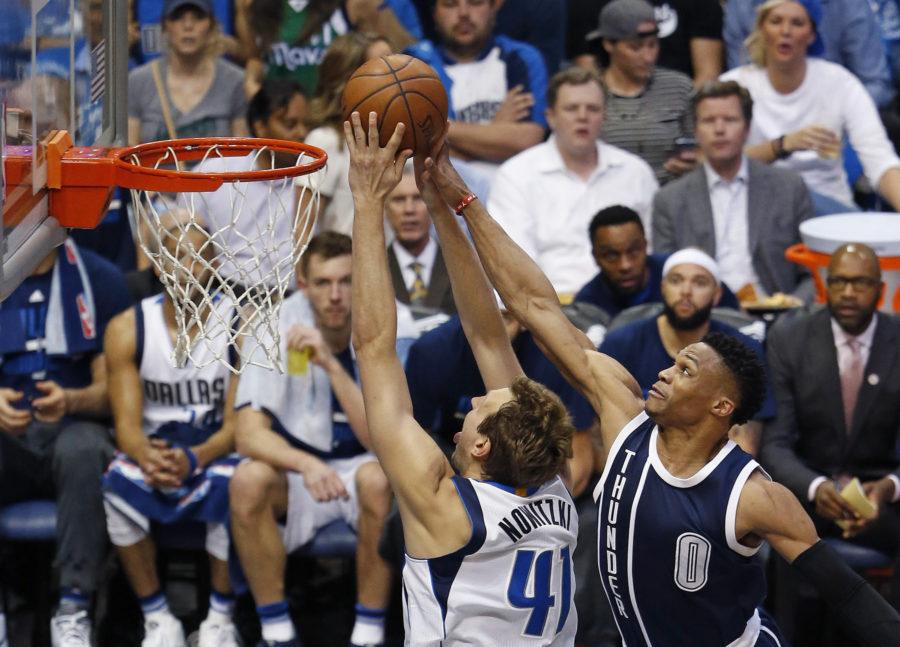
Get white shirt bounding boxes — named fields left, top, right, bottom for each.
left=807, top=316, right=900, bottom=503
left=721, top=59, right=900, bottom=207
left=704, top=157, right=761, bottom=294
left=488, top=137, right=659, bottom=295
left=392, top=237, right=438, bottom=293
left=298, top=126, right=353, bottom=236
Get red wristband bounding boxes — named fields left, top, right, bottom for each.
left=455, top=193, right=477, bottom=215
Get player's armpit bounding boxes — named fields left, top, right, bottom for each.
left=735, top=472, right=818, bottom=563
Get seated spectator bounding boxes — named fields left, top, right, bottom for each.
left=385, top=164, right=457, bottom=317
left=299, top=32, right=393, bottom=236
left=599, top=249, right=774, bottom=454
left=724, top=0, right=894, bottom=109
left=568, top=0, right=724, bottom=87
left=102, top=214, right=241, bottom=647
left=407, top=0, right=548, bottom=180
left=761, top=243, right=900, bottom=626
left=127, top=0, right=248, bottom=145
left=237, top=0, right=417, bottom=98
left=721, top=0, right=900, bottom=212
left=653, top=80, right=814, bottom=303
left=576, top=205, right=740, bottom=319
left=488, top=66, right=658, bottom=299
left=0, top=239, right=130, bottom=645
left=582, top=0, right=697, bottom=184
left=229, top=233, right=407, bottom=647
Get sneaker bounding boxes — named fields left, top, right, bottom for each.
left=197, top=616, right=240, bottom=647
left=142, top=613, right=186, bottom=647
left=50, top=609, right=91, bottom=647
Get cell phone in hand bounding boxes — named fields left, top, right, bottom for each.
left=673, top=136, right=698, bottom=152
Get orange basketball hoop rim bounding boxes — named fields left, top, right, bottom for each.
left=3, top=131, right=328, bottom=229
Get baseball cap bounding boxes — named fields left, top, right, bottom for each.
left=586, top=0, right=658, bottom=42
left=163, top=0, right=213, bottom=19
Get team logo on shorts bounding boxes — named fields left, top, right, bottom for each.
left=674, top=532, right=711, bottom=592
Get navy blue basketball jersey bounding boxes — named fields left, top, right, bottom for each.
left=594, top=412, right=769, bottom=646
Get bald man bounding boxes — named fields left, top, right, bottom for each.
left=761, top=243, right=900, bottom=627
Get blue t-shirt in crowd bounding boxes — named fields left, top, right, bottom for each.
left=0, top=248, right=131, bottom=405
left=406, top=35, right=548, bottom=127
left=599, top=317, right=775, bottom=421
left=574, top=253, right=741, bottom=319
left=405, top=316, right=595, bottom=447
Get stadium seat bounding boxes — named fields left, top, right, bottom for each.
left=295, top=520, right=357, bottom=558
left=0, top=500, right=57, bottom=542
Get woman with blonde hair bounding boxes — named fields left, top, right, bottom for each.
left=127, top=0, right=248, bottom=145
left=298, top=32, right=393, bottom=235
left=721, top=0, right=900, bottom=212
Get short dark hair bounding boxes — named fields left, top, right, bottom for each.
left=478, top=377, right=575, bottom=488
left=547, top=66, right=605, bottom=109
left=299, top=231, right=352, bottom=277
left=692, top=80, right=753, bottom=124
left=247, top=79, right=306, bottom=136
left=588, top=205, right=644, bottom=242
left=701, top=331, right=766, bottom=426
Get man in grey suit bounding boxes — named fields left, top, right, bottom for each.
left=652, top=80, right=814, bottom=303
left=761, top=244, right=900, bottom=627
left=385, top=166, right=456, bottom=318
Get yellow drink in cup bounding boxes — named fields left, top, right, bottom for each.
left=288, top=346, right=311, bottom=375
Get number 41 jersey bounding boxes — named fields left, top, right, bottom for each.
left=403, top=475, right=578, bottom=646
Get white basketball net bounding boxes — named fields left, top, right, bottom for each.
left=125, top=143, right=320, bottom=374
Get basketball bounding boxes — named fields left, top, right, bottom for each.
left=341, top=54, right=448, bottom=156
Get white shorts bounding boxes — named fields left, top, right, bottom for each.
left=281, top=453, right=376, bottom=553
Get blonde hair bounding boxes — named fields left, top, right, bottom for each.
left=744, top=0, right=803, bottom=67
left=305, top=32, right=392, bottom=133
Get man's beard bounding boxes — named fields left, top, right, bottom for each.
left=663, top=301, right=713, bottom=331
left=602, top=273, right=642, bottom=297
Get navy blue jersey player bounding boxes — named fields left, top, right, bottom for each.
left=420, top=141, right=900, bottom=645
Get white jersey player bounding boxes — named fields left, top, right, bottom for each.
left=346, top=113, right=579, bottom=647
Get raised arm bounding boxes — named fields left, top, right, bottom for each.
left=422, top=147, right=643, bottom=439
left=416, top=159, right=522, bottom=390
left=346, top=113, right=456, bottom=516
left=737, top=473, right=900, bottom=646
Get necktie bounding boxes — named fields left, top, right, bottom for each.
left=409, top=261, right=427, bottom=305
left=840, top=338, right=864, bottom=433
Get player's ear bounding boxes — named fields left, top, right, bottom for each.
left=472, top=435, right=491, bottom=460
left=710, top=394, right=735, bottom=421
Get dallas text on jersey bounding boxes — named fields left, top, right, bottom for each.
left=143, top=377, right=226, bottom=408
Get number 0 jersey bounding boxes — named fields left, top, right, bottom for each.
left=594, top=412, right=770, bottom=646
left=403, top=475, right=578, bottom=646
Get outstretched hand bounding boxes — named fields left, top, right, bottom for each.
left=418, top=137, right=473, bottom=212
left=343, top=111, right=413, bottom=207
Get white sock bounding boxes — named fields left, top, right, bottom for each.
left=350, top=604, right=386, bottom=646
left=258, top=601, right=295, bottom=642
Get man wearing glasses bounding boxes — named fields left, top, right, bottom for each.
left=760, top=242, right=900, bottom=636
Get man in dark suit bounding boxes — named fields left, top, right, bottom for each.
left=652, top=80, right=814, bottom=303
left=761, top=243, right=900, bottom=624
left=385, top=166, right=456, bottom=318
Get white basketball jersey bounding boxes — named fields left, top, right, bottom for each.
left=403, top=475, right=578, bottom=646
left=138, top=295, right=232, bottom=438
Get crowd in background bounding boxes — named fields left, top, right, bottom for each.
left=2, top=0, right=900, bottom=646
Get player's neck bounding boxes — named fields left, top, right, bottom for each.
left=655, top=423, right=730, bottom=477
left=163, top=294, right=209, bottom=342
left=322, top=325, right=351, bottom=355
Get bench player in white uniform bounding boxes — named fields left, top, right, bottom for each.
left=422, top=137, right=900, bottom=644
left=346, top=113, right=578, bottom=647
left=102, top=213, right=242, bottom=647
left=229, top=232, right=422, bottom=647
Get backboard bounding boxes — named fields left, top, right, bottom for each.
left=0, top=0, right=127, bottom=301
